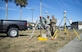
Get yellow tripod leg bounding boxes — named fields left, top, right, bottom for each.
left=54, top=33, right=58, bottom=39
left=66, top=30, right=68, bottom=38
left=73, top=28, right=81, bottom=41
left=64, top=25, right=67, bottom=39
left=65, top=26, right=68, bottom=38
left=52, top=29, right=58, bottom=40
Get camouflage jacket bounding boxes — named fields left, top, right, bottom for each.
left=51, top=18, right=57, bottom=24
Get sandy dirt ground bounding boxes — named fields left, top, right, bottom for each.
left=0, top=29, right=82, bottom=52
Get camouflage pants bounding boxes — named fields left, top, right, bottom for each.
left=50, top=24, right=56, bottom=36
left=46, top=25, right=52, bottom=37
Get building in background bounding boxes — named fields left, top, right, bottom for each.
left=71, top=21, right=82, bottom=30
left=69, top=19, right=72, bottom=24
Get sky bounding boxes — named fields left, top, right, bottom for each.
left=0, top=0, right=82, bottom=26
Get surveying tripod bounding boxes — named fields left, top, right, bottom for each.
left=52, top=11, right=81, bottom=41
left=29, top=16, right=45, bottom=40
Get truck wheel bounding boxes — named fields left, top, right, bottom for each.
left=7, top=28, right=18, bottom=37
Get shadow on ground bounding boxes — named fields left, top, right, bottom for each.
left=20, top=34, right=29, bottom=36
left=0, top=34, right=29, bottom=40
left=0, top=35, right=7, bottom=40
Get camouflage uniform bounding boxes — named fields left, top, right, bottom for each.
left=50, top=15, right=57, bottom=36
left=45, top=16, right=52, bottom=37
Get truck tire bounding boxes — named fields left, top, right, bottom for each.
left=7, top=28, right=18, bottom=37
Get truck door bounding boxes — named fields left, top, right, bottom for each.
left=0, top=20, right=3, bottom=30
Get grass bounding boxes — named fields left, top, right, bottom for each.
left=0, top=29, right=82, bottom=52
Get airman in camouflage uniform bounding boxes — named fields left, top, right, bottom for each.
left=50, top=15, right=57, bottom=36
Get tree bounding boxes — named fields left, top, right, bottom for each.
left=2, top=0, right=12, bottom=20
left=15, top=0, right=28, bottom=20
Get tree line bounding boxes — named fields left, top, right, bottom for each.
left=2, top=0, right=28, bottom=20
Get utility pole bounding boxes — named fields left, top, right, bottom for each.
left=40, top=0, right=42, bottom=35
left=6, top=2, right=8, bottom=20
left=40, top=0, right=42, bottom=17
left=30, top=8, right=34, bottom=23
